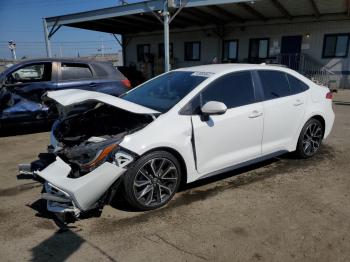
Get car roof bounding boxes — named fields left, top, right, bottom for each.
left=0, top=58, right=126, bottom=80
left=13, top=58, right=111, bottom=65
left=174, top=63, right=292, bottom=74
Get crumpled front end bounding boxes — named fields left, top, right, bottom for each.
left=19, top=142, right=135, bottom=219
left=37, top=156, right=128, bottom=216
left=17, top=89, right=156, bottom=220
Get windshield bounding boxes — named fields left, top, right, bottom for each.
left=121, top=71, right=208, bottom=113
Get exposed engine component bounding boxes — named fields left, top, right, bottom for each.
left=53, top=104, right=153, bottom=146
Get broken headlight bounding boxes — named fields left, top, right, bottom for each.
left=59, top=139, right=121, bottom=173
left=80, top=143, right=119, bottom=171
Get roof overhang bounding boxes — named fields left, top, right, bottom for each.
left=44, top=0, right=350, bottom=36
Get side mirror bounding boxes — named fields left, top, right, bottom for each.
left=3, top=74, right=15, bottom=86
left=201, top=101, right=227, bottom=116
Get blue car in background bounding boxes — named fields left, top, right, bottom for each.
left=0, top=58, right=131, bottom=128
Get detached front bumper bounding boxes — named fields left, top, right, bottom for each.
left=35, top=157, right=126, bottom=215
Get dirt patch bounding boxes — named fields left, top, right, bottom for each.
left=0, top=182, right=41, bottom=197
left=35, top=219, right=56, bottom=230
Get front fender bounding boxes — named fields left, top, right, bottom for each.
left=120, top=113, right=198, bottom=183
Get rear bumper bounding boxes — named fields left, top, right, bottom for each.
left=35, top=157, right=126, bottom=214
left=324, top=109, right=335, bottom=139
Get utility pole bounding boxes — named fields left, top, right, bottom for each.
left=8, top=40, right=17, bottom=60
left=59, top=43, right=63, bottom=57
left=163, top=0, right=170, bottom=72
left=101, top=37, right=105, bottom=57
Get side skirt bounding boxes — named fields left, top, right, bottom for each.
left=195, top=150, right=288, bottom=182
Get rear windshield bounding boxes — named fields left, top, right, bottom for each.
left=122, top=71, right=208, bottom=113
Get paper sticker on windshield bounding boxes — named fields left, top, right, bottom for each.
left=191, top=72, right=215, bottom=77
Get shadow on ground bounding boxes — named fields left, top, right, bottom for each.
left=28, top=144, right=336, bottom=222
left=0, top=122, right=51, bottom=137
left=30, top=229, right=117, bottom=262
left=333, top=100, right=350, bottom=106
left=95, top=145, right=336, bottom=233
left=29, top=200, right=117, bottom=261
left=0, top=182, right=42, bottom=197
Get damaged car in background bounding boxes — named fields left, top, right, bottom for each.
left=19, top=64, right=335, bottom=223
left=0, top=58, right=130, bottom=129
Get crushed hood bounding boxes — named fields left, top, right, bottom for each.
left=46, top=89, right=160, bottom=115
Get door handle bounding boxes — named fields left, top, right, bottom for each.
left=293, top=99, right=304, bottom=106
left=89, top=83, right=97, bottom=87
left=249, top=110, right=263, bottom=118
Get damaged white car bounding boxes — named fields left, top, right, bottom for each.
left=19, top=64, right=334, bottom=221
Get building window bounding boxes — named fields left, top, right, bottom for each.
left=184, top=41, right=201, bottom=61
left=158, top=43, right=173, bottom=58
left=137, top=44, right=150, bottom=62
left=249, top=38, right=269, bottom=62
left=322, top=34, right=350, bottom=58
left=222, top=40, right=239, bottom=62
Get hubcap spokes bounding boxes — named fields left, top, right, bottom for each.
left=133, top=158, right=178, bottom=206
left=302, top=123, right=322, bottom=156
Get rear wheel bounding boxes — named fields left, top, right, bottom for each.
left=295, top=118, right=324, bottom=158
left=123, top=151, right=181, bottom=211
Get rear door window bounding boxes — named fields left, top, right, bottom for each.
left=61, top=63, right=93, bottom=80
left=258, top=70, right=290, bottom=100
left=286, top=74, right=309, bottom=94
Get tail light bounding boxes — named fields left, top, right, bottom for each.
left=326, top=92, right=333, bottom=100
left=121, top=79, right=131, bottom=89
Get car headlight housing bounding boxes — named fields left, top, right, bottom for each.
left=80, top=143, right=119, bottom=171
left=58, top=139, right=121, bottom=173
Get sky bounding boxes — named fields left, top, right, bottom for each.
left=0, top=0, right=142, bottom=59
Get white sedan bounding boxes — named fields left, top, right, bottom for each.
left=21, top=64, right=334, bottom=219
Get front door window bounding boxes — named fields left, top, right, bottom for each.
left=7, top=63, right=52, bottom=84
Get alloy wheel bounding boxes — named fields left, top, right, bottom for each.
left=302, top=122, right=323, bottom=156
left=133, top=158, right=179, bottom=207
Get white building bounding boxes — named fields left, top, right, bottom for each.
left=44, top=0, right=350, bottom=88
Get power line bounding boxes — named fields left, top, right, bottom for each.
left=0, top=40, right=117, bottom=43
left=2, top=0, right=112, bottom=8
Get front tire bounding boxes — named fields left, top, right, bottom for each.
left=123, top=151, right=181, bottom=211
left=295, top=118, right=324, bottom=158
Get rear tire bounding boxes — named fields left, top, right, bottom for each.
left=123, top=151, right=181, bottom=211
left=295, top=118, right=324, bottom=158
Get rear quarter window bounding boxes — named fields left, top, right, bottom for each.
left=258, top=70, right=290, bottom=100
left=92, top=63, right=125, bottom=79
left=286, top=74, right=309, bottom=94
